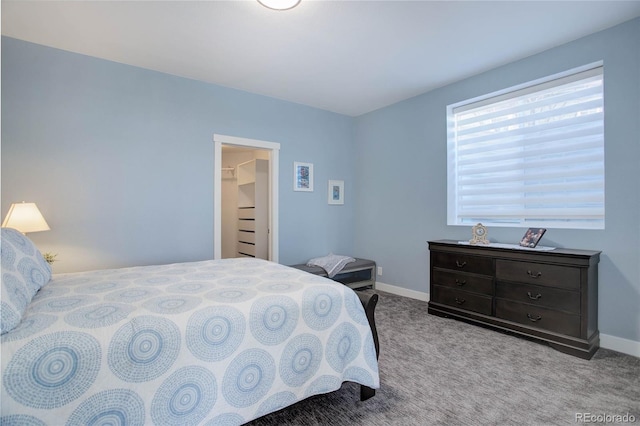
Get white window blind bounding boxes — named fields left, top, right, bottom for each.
left=447, top=65, right=604, bottom=229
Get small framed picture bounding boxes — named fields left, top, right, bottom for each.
left=328, top=180, right=344, bottom=205
left=519, top=228, right=547, bottom=248
left=293, top=162, right=313, bottom=192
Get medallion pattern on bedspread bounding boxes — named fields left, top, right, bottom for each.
left=1, top=258, right=379, bottom=426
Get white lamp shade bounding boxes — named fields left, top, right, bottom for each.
left=257, top=0, right=301, bottom=10
left=2, top=202, right=51, bottom=233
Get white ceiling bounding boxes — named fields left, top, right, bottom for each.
left=2, top=1, right=640, bottom=116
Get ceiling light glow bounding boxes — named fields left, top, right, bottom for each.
left=257, top=0, right=301, bottom=11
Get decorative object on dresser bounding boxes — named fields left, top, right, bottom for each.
left=428, top=240, right=600, bottom=359
left=470, top=223, right=489, bottom=245
left=520, top=227, right=547, bottom=248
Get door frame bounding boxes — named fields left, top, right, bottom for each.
left=213, top=134, right=280, bottom=262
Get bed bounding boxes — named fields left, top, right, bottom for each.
left=0, top=227, right=380, bottom=425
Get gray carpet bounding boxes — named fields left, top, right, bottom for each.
left=248, top=289, right=640, bottom=425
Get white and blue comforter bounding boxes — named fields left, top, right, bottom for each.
left=1, top=258, right=379, bottom=425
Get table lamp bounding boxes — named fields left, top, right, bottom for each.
left=2, top=202, right=50, bottom=234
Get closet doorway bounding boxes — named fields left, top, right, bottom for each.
left=213, top=134, right=280, bottom=262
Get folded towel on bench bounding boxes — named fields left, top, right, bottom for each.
left=307, top=253, right=356, bottom=278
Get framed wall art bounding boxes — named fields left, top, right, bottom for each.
left=328, top=180, right=344, bottom=205
left=293, top=162, right=313, bottom=192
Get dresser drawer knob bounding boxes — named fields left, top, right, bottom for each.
left=527, top=313, right=542, bottom=322
left=455, top=279, right=467, bottom=286
left=456, top=260, right=467, bottom=268
left=527, top=292, right=542, bottom=300
left=454, top=298, right=466, bottom=305
left=527, top=270, right=542, bottom=279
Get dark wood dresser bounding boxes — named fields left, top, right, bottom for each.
left=428, top=240, right=600, bottom=359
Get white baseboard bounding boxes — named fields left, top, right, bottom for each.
left=600, top=334, right=640, bottom=358
left=375, top=281, right=639, bottom=359
left=375, top=281, right=429, bottom=302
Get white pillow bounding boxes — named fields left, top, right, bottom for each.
left=1, top=227, right=52, bottom=334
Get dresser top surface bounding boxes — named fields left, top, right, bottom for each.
left=429, top=239, right=601, bottom=262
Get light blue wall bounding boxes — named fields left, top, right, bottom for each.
left=1, top=37, right=355, bottom=272
left=354, top=18, right=640, bottom=343
left=3, top=18, right=639, bottom=345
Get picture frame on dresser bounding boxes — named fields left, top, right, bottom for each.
left=519, top=228, right=546, bottom=248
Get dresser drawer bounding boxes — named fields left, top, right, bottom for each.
left=495, top=299, right=581, bottom=337
left=496, top=282, right=580, bottom=314
left=432, top=270, right=493, bottom=295
left=496, top=260, right=580, bottom=290
left=432, top=252, right=493, bottom=275
left=431, top=286, right=492, bottom=315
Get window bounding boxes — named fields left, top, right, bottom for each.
left=447, top=64, right=604, bottom=230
